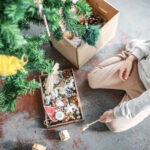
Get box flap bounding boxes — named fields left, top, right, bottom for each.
left=87, top=0, right=119, bottom=20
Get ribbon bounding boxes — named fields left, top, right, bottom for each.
left=37, top=1, right=51, bottom=37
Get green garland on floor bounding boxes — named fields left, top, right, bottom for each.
left=0, top=0, right=92, bottom=113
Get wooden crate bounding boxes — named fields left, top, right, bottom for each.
left=51, top=0, right=119, bottom=68
left=39, top=69, right=84, bottom=128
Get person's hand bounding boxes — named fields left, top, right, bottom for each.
left=99, top=109, right=115, bottom=123
left=119, top=55, right=137, bottom=81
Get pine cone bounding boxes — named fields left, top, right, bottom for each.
left=62, top=69, right=72, bottom=78
left=69, top=93, right=79, bottom=107
left=88, top=12, right=104, bottom=25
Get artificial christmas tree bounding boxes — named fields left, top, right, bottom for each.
left=0, top=0, right=55, bottom=113
left=0, top=0, right=99, bottom=113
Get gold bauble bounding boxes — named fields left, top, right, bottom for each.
left=64, top=31, right=73, bottom=40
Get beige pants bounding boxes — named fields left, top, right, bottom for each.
left=88, top=51, right=150, bottom=132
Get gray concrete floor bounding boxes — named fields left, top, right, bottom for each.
left=1, top=0, right=150, bottom=149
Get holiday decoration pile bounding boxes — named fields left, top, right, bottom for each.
left=68, top=12, right=105, bottom=47
left=63, top=11, right=105, bottom=47
left=39, top=64, right=84, bottom=128
left=51, top=0, right=119, bottom=68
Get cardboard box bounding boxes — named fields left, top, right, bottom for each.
left=39, top=69, right=84, bottom=129
left=51, top=0, right=119, bottom=68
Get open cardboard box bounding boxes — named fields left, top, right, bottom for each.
left=51, top=0, right=119, bottom=68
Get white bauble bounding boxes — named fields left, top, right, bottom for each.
left=72, top=0, right=79, bottom=4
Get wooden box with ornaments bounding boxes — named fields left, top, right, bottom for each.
left=39, top=64, right=84, bottom=128
left=51, top=0, right=119, bottom=68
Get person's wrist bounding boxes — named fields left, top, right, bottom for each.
left=110, top=109, right=115, bottom=119
left=127, top=54, right=137, bottom=62
left=111, top=110, right=115, bottom=119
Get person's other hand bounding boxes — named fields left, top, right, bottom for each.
left=99, top=109, right=115, bottom=123
left=119, top=54, right=137, bottom=81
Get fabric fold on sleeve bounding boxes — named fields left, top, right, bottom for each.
left=114, top=89, right=150, bottom=119
left=126, top=39, right=150, bottom=60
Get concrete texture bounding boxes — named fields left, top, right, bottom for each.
left=1, top=0, right=150, bottom=149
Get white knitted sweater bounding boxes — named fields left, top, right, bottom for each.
left=114, top=39, right=150, bottom=119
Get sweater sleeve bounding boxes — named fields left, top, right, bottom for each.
left=114, top=89, right=150, bottom=119
left=126, top=39, right=150, bottom=60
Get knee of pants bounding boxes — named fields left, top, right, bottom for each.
left=88, top=69, right=100, bottom=89
left=88, top=72, right=95, bottom=89
left=88, top=67, right=106, bottom=89
left=106, top=122, right=127, bottom=133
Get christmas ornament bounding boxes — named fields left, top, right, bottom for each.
left=0, top=54, right=28, bottom=76
left=55, top=111, right=65, bottom=121
left=72, top=0, right=79, bottom=4
left=69, top=93, right=78, bottom=104
left=58, top=87, right=66, bottom=95
left=71, top=6, right=78, bottom=13
left=76, top=109, right=80, bottom=115
left=34, top=0, right=43, bottom=4
left=44, top=96, right=51, bottom=105
left=64, top=31, right=73, bottom=40
left=78, top=14, right=86, bottom=24
left=44, top=63, right=59, bottom=95
left=62, top=97, right=69, bottom=106
left=77, top=115, right=81, bottom=119
left=44, top=106, right=58, bottom=122
left=55, top=99, right=65, bottom=107
left=65, top=88, right=73, bottom=98
left=62, top=69, right=72, bottom=78
left=65, top=77, right=74, bottom=89
left=35, top=0, right=51, bottom=37
left=64, top=104, right=74, bottom=114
